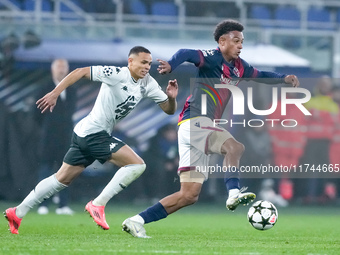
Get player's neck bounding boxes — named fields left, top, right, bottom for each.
left=222, top=54, right=233, bottom=63
left=128, top=67, right=140, bottom=82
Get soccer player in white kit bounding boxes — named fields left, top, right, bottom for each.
left=4, top=46, right=178, bottom=234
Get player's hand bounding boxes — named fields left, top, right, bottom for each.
left=36, top=91, right=58, bottom=113
left=157, top=59, right=172, bottom=74
left=285, top=75, right=300, bottom=87
left=166, top=79, right=178, bottom=99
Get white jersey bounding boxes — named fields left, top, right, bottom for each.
left=74, top=65, right=168, bottom=137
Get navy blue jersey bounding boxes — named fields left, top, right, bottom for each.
left=168, top=48, right=286, bottom=123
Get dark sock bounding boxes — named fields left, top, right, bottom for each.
left=139, top=202, right=168, bottom=224
left=225, top=177, right=240, bottom=191
left=224, top=167, right=240, bottom=191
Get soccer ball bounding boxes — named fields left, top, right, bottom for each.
left=247, top=200, right=278, bottom=230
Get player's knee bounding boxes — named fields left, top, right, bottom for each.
left=56, top=164, right=84, bottom=185
left=119, top=163, right=146, bottom=187
left=222, top=140, right=245, bottom=158
left=132, top=163, right=146, bottom=176
left=135, top=158, right=145, bottom=165
left=234, top=142, right=245, bottom=156
left=140, top=163, right=146, bottom=172
left=181, top=190, right=200, bottom=205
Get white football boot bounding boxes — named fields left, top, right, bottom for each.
left=122, top=218, right=150, bottom=238
left=226, top=187, right=256, bottom=211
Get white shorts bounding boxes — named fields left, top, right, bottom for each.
left=178, top=117, right=234, bottom=181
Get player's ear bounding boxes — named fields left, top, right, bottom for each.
left=218, top=35, right=226, bottom=45
left=128, top=57, right=134, bottom=66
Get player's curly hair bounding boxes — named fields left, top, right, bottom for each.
left=213, top=19, right=244, bottom=42
left=129, top=46, right=151, bottom=56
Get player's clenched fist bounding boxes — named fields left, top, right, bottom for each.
left=284, top=75, right=300, bottom=88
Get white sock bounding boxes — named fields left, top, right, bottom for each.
left=16, top=174, right=67, bottom=218
left=228, top=188, right=240, bottom=198
left=93, top=164, right=146, bottom=206
left=130, top=214, right=144, bottom=224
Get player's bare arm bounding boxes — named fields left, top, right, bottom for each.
left=285, top=75, right=300, bottom=88
left=36, top=67, right=90, bottom=113
left=157, top=59, right=172, bottom=74
left=159, top=79, right=178, bottom=114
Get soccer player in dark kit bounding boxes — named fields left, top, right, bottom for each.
left=123, top=19, right=299, bottom=238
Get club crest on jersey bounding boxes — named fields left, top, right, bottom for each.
left=122, top=86, right=128, bottom=92
left=220, top=64, right=239, bottom=86
left=103, top=66, right=113, bottom=77
left=233, top=67, right=240, bottom=77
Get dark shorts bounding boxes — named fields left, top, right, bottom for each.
left=63, top=131, right=126, bottom=167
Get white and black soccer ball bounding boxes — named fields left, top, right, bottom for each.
left=247, top=200, right=278, bottom=230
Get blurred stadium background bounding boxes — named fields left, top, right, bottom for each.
left=0, top=0, right=339, bottom=208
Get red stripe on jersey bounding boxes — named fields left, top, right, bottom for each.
left=234, top=58, right=245, bottom=78
left=178, top=166, right=196, bottom=173
left=178, top=95, right=191, bottom=124
left=222, top=63, right=231, bottom=79
left=252, top=67, right=259, bottom=78
left=197, top=50, right=205, bottom=67
left=214, top=65, right=232, bottom=119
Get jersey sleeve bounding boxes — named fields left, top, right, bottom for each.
left=241, top=59, right=286, bottom=84
left=198, top=49, right=218, bottom=70
left=168, top=49, right=203, bottom=71
left=144, top=76, right=168, bottom=104
left=91, top=65, right=125, bottom=85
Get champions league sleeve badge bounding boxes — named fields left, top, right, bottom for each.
left=103, top=66, right=114, bottom=77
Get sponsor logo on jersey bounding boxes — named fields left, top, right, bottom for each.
left=110, top=142, right=118, bottom=151
left=201, top=49, right=215, bottom=57
left=115, top=95, right=137, bottom=120
left=140, top=86, right=146, bottom=95
left=220, top=76, right=239, bottom=86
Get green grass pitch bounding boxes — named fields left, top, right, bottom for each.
left=1, top=202, right=339, bottom=255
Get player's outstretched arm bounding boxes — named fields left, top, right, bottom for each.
left=159, top=79, right=178, bottom=115
left=36, top=67, right=90, bottom=113
left=157, top=49, right=201, bottom=75
left=284, top=75, right=300, bottom=88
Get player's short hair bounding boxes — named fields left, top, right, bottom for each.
left=213, top=19, right=244, bottom=42
left=128, top=46, right=151, bottom=56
